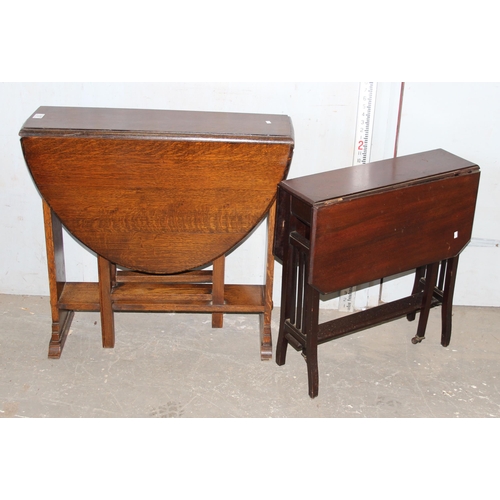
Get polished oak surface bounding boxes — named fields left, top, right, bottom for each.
left=20, top=106, right=294, bottom=360
left=21, top=106, right=294, bottom=274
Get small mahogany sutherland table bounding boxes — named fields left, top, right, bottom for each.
left=20, top=106, right=294, bottom=360
left=273, top=149, right=480, bottom=398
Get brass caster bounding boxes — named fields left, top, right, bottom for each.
left=411, top=335, right=425, bottom=345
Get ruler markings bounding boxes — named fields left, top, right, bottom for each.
left=339, top=82, right=377, bottom=312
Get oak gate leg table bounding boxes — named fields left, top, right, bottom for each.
left=20, top=106, right=294, bottom=360
left=273, top=149, right=480, bottom=398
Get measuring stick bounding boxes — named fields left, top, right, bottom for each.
left=339, top=82, right=377, bottom=312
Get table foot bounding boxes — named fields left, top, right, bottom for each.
left=47, top=310, right=74, bottom=359
left=259, top=315, right=272, bottom=360
left=307, top=354, right=319, bottom=398
left=411, top=335, right=425, bottom=344
left=275, top=333, right=288, bottom=366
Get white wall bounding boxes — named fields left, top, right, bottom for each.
left=1, top=82, right=498, bottom=308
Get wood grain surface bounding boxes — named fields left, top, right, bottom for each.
left=21, top=107, right=294, bottom=274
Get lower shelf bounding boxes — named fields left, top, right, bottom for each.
left=58, top=282, right=266, bottom=313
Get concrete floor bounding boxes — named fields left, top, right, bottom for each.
left=1, top=293, right=499, bottom=418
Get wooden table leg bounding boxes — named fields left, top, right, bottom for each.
left=412, top=262, right=439, bottom=344
left=276, top=224, right=296, bottom=367
left=407, top=265, right=426, bottom=322
left=261, top=204, right=277, bottom=360
left=98, top=255, right=115, bottom=348
left=441, top=256, right=459, bottom=347
left=303, top=284, right=320, bottom=398
left=43, top=200, right=74, bottom=359
left=211, top=255, right=225, bottom=328
left=275, top=273, right=291, bottom=367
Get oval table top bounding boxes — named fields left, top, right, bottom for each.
left=21, top=106, right=294, bottom=274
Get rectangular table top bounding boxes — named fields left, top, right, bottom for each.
left=275, top=149, right=480, bottom=294
left=280, top=149, right=478, bottom=205
left=19, top=106, right=294, bottom=144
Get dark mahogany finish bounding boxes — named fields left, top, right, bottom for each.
left=274, top=149, right=480, bottom=398
left=20, top=106, right=294, bottom=359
